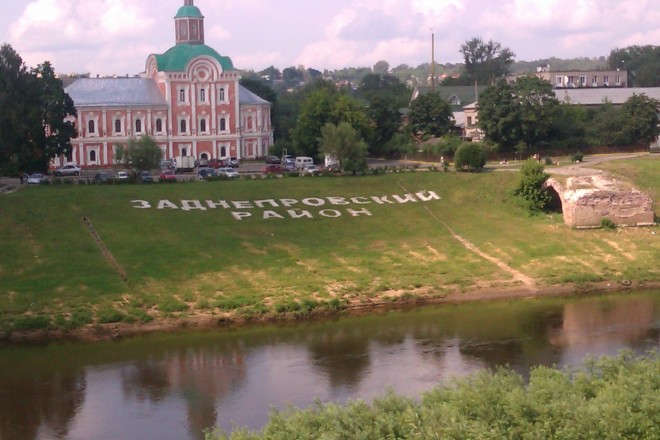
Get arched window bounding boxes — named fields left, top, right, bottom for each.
left=200, top=119, right=206, bottom=133
left=201, top=152, right=209, bottom=160
left=220, top=118, right=226, bottom=132
left=220, top=146, right=227, bottom=157
left=156, top=118, right=162, bottom=133
left=90, top=150, right=96, bottom=162
left=135, top=119, right=142, bottom=133
left=114, top=119, right=121, bottom=133
left=180, top=120, right=187, bottom=134
left=219, top=87, right=225, bottom=102
left=179, top=89, right=186, bottom=103
left=200, top=88, right=206, bottom=102
left=88, top=120, right=95, bottom=134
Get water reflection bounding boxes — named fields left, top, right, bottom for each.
left=120, top=346, right=246, bottom=439
left=0, top=291, right=657, bottom=440
left=0, top=361, right=86, bottom=440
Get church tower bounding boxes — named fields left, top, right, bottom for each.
left=175, top=0, right=205, bottom=45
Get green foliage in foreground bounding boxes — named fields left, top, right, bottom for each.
left=512, top=159, right=551, bottom=212
left=454, top=142, right=486, bottom=172
left=208, top=351, right=659, bottom=440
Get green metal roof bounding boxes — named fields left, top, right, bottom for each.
left=175, top=5, right=203, bottom=18
left=154, top=44, right=234, bottom=72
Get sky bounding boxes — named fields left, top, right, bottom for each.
left=1, top=0, right=659, bottom=76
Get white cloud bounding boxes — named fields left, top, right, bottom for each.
left=2, top=0, right=660, bottom=74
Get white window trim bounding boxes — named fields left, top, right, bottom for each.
left=199, top=117, right=209, bottom=134
left=219, top=115, right=230, bottom=134
left=134, top=117, right=145, bottom=135
left=114, top=118, right=124, bottom=135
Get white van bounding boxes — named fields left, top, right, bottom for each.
left=295, top=156, right=314, bottom=169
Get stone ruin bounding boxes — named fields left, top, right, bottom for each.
left=545, top=175, right=655, bottom=228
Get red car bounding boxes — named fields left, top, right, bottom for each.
left=209, top=158, right=228, bottom=168
left=159, top=170, right=177, bottom=182
left=263, top=164, right=286, bottom=174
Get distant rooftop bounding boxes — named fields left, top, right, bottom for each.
left=65, top=78, right=168, bottom=107
left=239, top=85, right=271, bottom=106
left=555, top=88, right=660, bottom=105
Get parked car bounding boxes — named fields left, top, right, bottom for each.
left=140, top=171, right=154, bottom=183
left=26, top=173, right=48, bottom=184
left=217, top=167, right=239, bottom=179
left=54, top=164, right=81, bottom=176
left=282, top=154, right=295, bottom=165
left=301, top=164, right=321, bottom=176
left=197, top=167, right=216, bottom=180
left=116, top=171, right=130, bottom=181
left=284, top=161, right=296, bottom=171
left=160, top=160, right=174, bottom=171
left=265, top=155, right=281, bottom=164
left=159, top=170, right=177, bottom=182
left=195, top=158, right=209, bottom=167
left=295, top=156, right=314, bottom=169
left=263, top=164, right=286, bottom=174
left=323, top=163, right=342, bottom=174
left=209, top=158, right=228, bottom=168
left=94, top=172, right=114, bottom=183
left=228, top=157, right=240, bottom=168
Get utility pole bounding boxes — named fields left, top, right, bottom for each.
left=431, top=30, right=436, bottom=91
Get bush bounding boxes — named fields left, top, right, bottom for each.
left=454, top=143, right=486, bottom=172
left=512, top=160, right=550, bottom=212
left=207, top=351, right=660, bottom=440
left=571, top=151, right=584, bottom=162
left=601, top=218, right=617, bottom=230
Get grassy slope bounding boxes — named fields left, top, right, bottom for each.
left=0, top=160, right=658, bottom=331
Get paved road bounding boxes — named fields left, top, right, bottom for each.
left=549, top=152, right=649, bottom=175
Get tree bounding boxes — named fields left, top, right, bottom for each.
left=373, top=60, right=390, bottom=75
left=621, top=94, right=660, bottom=146
left=291, top=83, right=371, bottom=158
left=476, top=80, right=521, bottom=152
left=477, top=77, right=559, bottom=154
left=513, top=160, right=550, bottom=212
left=454, top=143, right=485, bottom=172
left=0, top=44, right=76, bottom=174
left=408, top=91, right=454, bottom=138
left=318, top=122, right=368, bottom=175
left=114, top=136, right=162, bottom=172
left=460, top=37, right=515, bottom=85
left=513, top=76, right=560, bottom=151
left=608, top=45, right=660, bottom=87
left=356, top=74, right=409, bottom=156
left=586, top=101, right=627, bottom=147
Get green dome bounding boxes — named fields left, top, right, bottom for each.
left=154, top=44, right=234, bottom=72
left=175, top=5, right=203, bottom=18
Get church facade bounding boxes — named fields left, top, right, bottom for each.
left=59, top=0, right=272, bottom=169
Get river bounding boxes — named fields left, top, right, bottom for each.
left=0, top=290, right=658, bottom=440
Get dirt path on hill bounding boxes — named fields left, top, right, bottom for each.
left=397, top=182, right=537, bottom=290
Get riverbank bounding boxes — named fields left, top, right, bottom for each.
left=6, top=279, right=660, bottom=343
left=1, top=156, right=658, bottom=343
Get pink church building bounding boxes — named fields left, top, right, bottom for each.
left=59, top=0, right=272, bottom=169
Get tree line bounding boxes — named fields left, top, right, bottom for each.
left=0, top=44, right=76, bottom=176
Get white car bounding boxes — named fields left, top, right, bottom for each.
left=301, top=164, right=320, bottom=176
left=116, top=171, right=130, bottom=181
left=26, top=173, right=48, bottom=184
left=54, top=164, right=81, bottom=176
left=217, top=167, right=239, bottom=179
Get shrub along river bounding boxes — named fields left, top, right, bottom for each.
left=1, top=290, right=658, bottom=440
